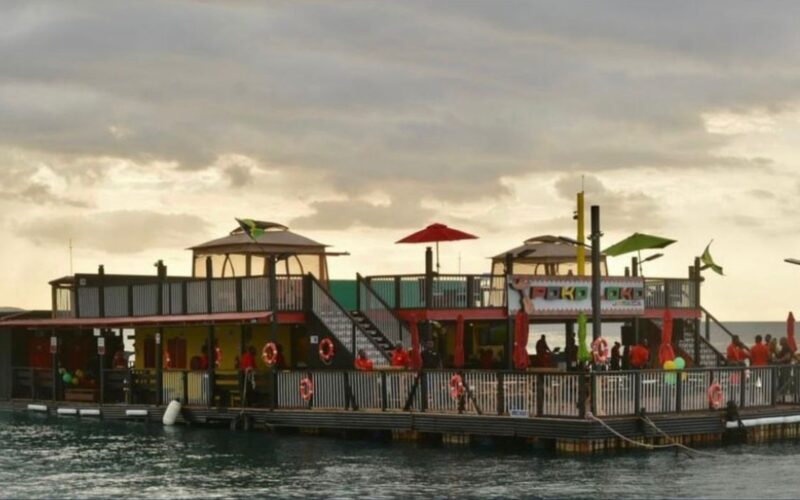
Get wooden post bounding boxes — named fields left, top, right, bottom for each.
left=590, top=205, right=602, bottom=341
left=631, top=256, right=639, bottom=277
left=207, top=325, right=215, bottom=407
left=380, top=371, right=388, bottom=412
left=420, top=372, right=428, bottom=412
left=98, top=265, right=105, bottom=318
left=496, top=372, right=505, bottom=416
left=634, top=371, right=642, bottom=413
left=268, top=256, right=278, bottom=343
left=99, top=335, right=105, bottom=405
left=466, top=276, right=475, bottom=308
left=740, top=367, right=747, bottom=408
left=155, top=328, right=163, bottom=406
left=74, top=280, right=81, bottom=319
left=393, top=276, right=401, bottom=309
left=675, top=369, right=682, bottom=412
left=235, top=277, right=243, bottom=313
left=535, top=373, right=544, bottom=416
left=425, top=247, right=433, bottom=309
left=181, top=370, right=188, bottom=405
left=205, top=257, right=213, bottom=314
left=51, top=330, right=58, bottom=402
left=156, top=260, right=166, bottom=316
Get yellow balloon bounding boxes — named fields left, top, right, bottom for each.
left=664, top=360, right=676, bottom=371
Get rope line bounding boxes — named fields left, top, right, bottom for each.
left=639, top=414, right=717, bottom=458
left=586, top=412, right=713, bottom=457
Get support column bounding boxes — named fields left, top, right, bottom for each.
left=425, top=247, right=433, bottom=309
left=156, top=327, right=163, bottom=406
left=590, top=205, right=602, bottom=341
left=98, top=333, right=106, bottom=405
left=50, top=330, right=58, bottom=402
left=207, top=325, right=215, bottom=407
left=98, top=265, right=105, bottom=318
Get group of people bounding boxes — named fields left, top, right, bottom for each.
left=354, top=341, right=445, bottom=372
left=727, top=334, right=796, bottom=366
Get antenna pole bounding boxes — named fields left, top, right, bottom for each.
left=69, top=239, right=74, bottom=275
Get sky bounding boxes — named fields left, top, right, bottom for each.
left=1, top=1, right=799, bottom=320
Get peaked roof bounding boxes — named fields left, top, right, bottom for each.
left=492, top=235, right=604, bottom=262
left=189, top=221, right=344, bottom=256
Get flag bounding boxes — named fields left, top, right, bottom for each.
left=701, top=240, right=723, bottom=276
left=236, top=218, right=265, bottom=242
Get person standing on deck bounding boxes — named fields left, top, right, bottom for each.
left=610, top=342, right=622, bottom=370
left=750, top=335, right=770, bottom=367
left=240, top=346, right=257, bottom=406
left=421, top=341, right=442, bottom=369
left=199, top=345, right=210, bottom=370
left=629, top=339, right=649, bottom=369
left=536, top=335, right=552, bottom=368
left=565, top=331, right=577, bottom=370
left=391, top=345, right=410, bottom=368
left=726, top=335, right=749, bottom=365
left=240, top=346, right=256, bottom=372
left=354, top=349, right=374, bottom=371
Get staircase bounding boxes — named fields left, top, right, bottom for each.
left=355, top=274, right=410, bottom=359
left=308, top=275, right=390, bottom=366
left=647, top=308, right=733, bottom=368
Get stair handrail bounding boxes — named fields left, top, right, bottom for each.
left=308, top=274, right=391, bottom=363
left=700, top=306, right=736, bottom=341
left=356, top=273, right=408, bottom=348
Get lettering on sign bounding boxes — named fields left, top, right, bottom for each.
left=508, top=276, right=645, bottom=316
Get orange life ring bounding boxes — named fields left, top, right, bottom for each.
left=708, top=382, right=724, bottom=409
left=592, top=337, right=609, bottom=364
left=262, top=342, right=277, bottom=366
left=214, top=346, right=222, bottom=368
left=449, top=374, right=465, bottom=400
left=300, top=377, right=314, bottom=401
left=318, top=337, right=335, bottom=364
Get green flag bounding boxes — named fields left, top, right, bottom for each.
left=701, top=240, right=724, bottom=276
left=577, top=312, right=591, bottom=363
left=235, top=218, right=265, bottom=242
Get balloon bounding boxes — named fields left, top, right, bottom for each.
left=62, top=373, right=72, bottom=384
left=674, top=357, right=686, bottom=370
left=75, top=369, right=84, bottom=379
left=58, top=368, right=65, bottom=375
left=664, top=360, right=676, bottom=370
left=665, top=372, right=677, bottom=385
left=71, top=377, right=80, bottom=386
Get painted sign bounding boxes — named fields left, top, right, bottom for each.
left=507, top=275, right=645, bottom=316
left=97, top=337, right=106, bottom=356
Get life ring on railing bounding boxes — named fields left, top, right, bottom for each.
left=300, top=377, right=314, bottom=401
left=318, top=337, right=335, bottom=364
left=449, top=374, right=465, bottom=400
left=215, top=346, right=222, bottom=368
left=262, top=342, right=278, bottom=366
left=591, top=337, right=609, bottom=364
left=708, top=382, right=724, bottom=409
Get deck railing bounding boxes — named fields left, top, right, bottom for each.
left=14, top=365, right=800, bottom=419
left=63, top=274, right=304, bottom=318
left=364, top=274, right=507, bottom=309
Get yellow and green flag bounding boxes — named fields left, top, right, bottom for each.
left=701, top=241, right=723, bottom=276
left=236, top=218, right=265, bottom=242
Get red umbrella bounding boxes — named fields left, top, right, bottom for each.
left=513, top=309, right=530, bottom=370
left=408, top=320, right=423, bottom=370
left=788, top=312, right=797, bottom=353
left=658, top=309, right=675, bottom=366
left=397, top=223, right=478, bottom=272
left=454, top=314, right=465, bottom=368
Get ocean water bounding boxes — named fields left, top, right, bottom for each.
left=2, top=412, right=800, bottom=499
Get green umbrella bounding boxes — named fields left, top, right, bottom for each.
left=603, top=232, right=676, bottom=257
left=577, top=312, right=591, bottom=363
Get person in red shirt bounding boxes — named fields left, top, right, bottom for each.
left=240, top=346, right=256, bottom=372
left=391, top=345, right=410, bottom=368
left=726, top=335, right=749, bottom=365
left=354, top=349, right=374, bottom=371
left=629, top=339, right=650, bottom=369
left=750, top=335, right=770, bottom=367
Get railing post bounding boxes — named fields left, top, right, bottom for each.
left=31, top=368, right=37, bottom=401
left=235, top=277, right=243, bottom=313
left=156, top=260, right=164, bottom=316
left=181, top=281, right=188, bottom=315
left=182, top=371, right=188, bottom=405
left=355, top=274, right=362, bottom=311
left=271, top=371, right=278, bottom=410
left=420, top=372, right=428, bottom=412
left=380, top=371, right=388, bottom=412
left=663, top=279, right=672, bottom=309
left=740, top=367, right=747, bottom=408
left=125, top=369, right=132, bottom=405
left=156, top=328, right=163, bottom=406
left=51, top=331, right=58, bottom=402
left=343, top=372, right=352, bottom=411
left=393, top=276, right=401, bottom=309
left=536, top=373, right=544, bottom=417
left=425, top=247, right=433, bottom=309
left=634, top=371, right=641, bottom=414
left=578, top=374, right=587, bottom=418
left=207, top=325, right=215, bottom=408
left=466, top=276, right=475, bottom=309
left=705, top=314, right=710, bottom=342
left=771, top=368, right=777, bottom=406
left=675, top=369, right=682, bottom=413
left=205, top=257, right=213, bottom=314
left=98, top=265, right=106, bottom=318
left=496, top=371, right=504, bottom=416
left=73, top=282, right=81, bottom=318
left=589, top=373, right=597, bottom=416
left=351, top=324, right=356, bottom=354
left=127, top=284, right=134, bottom=317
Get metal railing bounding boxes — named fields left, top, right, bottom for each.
left=364, top=274, right=507, bottom=309
left=65, top=274, right=304, bottom=318
left=310, top=275, right=389, bottom=365
left=357, top=274, right=407, bottom=349
left=644, top=278, right=697, bottom=309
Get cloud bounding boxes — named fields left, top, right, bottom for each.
left=0, top=0, right=795, bottom=206
left=2, top=181, right=90, bottom=208
left=15, top=210, right=211, bottom=254
left=291, top=199, right=435, bottom=230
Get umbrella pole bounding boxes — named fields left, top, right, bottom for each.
left=436, top=241, right=440, bottom=273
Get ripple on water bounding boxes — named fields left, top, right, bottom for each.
left=2, top=413, right=800, bottom=499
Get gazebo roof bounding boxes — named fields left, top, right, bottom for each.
left=189, top=221, right=346, bottom=256
left=492, top=235, right=605, bottom=263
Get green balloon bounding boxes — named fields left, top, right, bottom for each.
left=62, top=373, right=72, bottom=384
left=664, top=372, right=677, bottom=385
left=674, top=357, right=686, bottom=370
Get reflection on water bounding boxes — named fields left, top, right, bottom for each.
left=1, top=411, right=800, bottom=499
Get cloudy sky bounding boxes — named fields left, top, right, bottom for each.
left=1, top=1, right=799, bottom=319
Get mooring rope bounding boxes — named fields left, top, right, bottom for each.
left=638, top=414, right=717, bottom=458
left=586, top=412, right=714, bottom=457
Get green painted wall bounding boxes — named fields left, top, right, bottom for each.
left=329, top=280, right=357, bottom=312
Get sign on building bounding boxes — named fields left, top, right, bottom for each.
left=507, top=275, right=645, bottom=317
